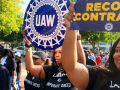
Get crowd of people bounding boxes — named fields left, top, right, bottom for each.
left=1, top=2, right=120, bottom=90
left=0, top=49, right=22, bottom=90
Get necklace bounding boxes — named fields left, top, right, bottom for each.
left=58, top=68, right=64, bottom=73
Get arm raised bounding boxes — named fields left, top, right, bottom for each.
left=22, top=30, right=46, bottom=79
left=61, top=3, right=89, bottom=89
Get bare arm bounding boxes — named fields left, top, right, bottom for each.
left=17, top=63, right=22, bottom=80
left=61, top=3, right=89, bottom=90
left=77, top=32, right=86, bottom=64
left=22, top=30, right=46, bottom=79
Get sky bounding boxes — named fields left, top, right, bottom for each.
left=20, top=0, right=31, bottom=14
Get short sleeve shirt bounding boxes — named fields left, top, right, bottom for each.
left=43, top=65, right=78, bottom=90
left=86, top=67, right=120, bottom=90
left=16, top=59, right=22, bottom=75
left=24, top=73, right=46, bottom=90
left=0, top=64, right=10, bottom=90
left=4, top=58, right=16, bottom=76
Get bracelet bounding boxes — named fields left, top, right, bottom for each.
left=25, top=48, right=31, bottom=52
left=77, top=35, right=81, bottom=40
left=25, top=43, right=32, bottom=48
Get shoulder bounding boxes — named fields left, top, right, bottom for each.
left=0, top=65, right=9, bottom=74
left=18, top=59, right=22, bottom=63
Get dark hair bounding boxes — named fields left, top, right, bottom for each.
left=45, top=50, right=58, bottom=82
left=44, top=58, right=52, bottom=65
left=3, top=49, right=9, bottom=57
left=108, top=38, right=120, bottom=77
left=6, top=49, right=14, bottom=58
left=94, top=38, right=120, bottom=90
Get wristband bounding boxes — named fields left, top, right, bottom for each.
left=77, top=35, right=81, bottom=40
left=25, top=43, right=32, bottom=48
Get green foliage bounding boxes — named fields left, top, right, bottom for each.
left=80, top=30, right=120, bottom=52
left=70, top=0, right=75, bottom=2
left=0, top=0, right=24, bottom=35
left=0, top=25, right=23, bottom=43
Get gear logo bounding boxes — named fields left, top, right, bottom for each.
left=105, top=23, right=113, bottom=31
left=24, top=0, right=70, bottom=50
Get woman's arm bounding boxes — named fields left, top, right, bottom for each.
left=17, top=63, right=22, bottom=80
left=61, top=3, right=89, bottom=90
left=22, top=30, right=46, bottom=79
left=12, top=70, right=16, bottom=84
left=77, top=31, right=86, bottom=64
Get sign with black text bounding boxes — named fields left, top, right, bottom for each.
left=70, top=0, right=120, bottom=32
left=24, top=0, right=70, bottom=50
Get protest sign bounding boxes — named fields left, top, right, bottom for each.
left=24, top=0, right=70, bottom=50
left=70, top=0, right=120, bottom=32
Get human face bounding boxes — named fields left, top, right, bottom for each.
left=54, top=46, right=62, bottom=64
left=33, top=57, right=43, bottom=65
left=113, top=41, right=120, bottom=70
left=7, top=51, right=12, bottom=58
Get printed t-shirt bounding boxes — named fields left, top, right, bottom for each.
left=86, top=66, right=120, bottom=90
left=43, top=65, right=78, bottom=90
left=0, top=64, right=10, bottom=90
left=24, top=73, right=46, bottom=90
left=16, top=59, right=22, bottom=75
left=4, top=58, right=16, bottom=76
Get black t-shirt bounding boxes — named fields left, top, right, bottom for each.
left=24, top=73, right=46, bottom=90
left=4, top=58, right=16, bottom=76
left=16, top=59, right=22, bottom=75
left=86, top=67, right=120, bottom=90
left=86, top=58, right=96, bottom=66
left=43, top=65, right=78, bottom=90
left=0, top=64, right=10, bottom=90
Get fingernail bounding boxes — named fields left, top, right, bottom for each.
left=73, top=12, right=76, bottom=16
left=73, top=18, right=76, bottom=21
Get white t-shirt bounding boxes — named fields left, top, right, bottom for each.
left=1, top=57, right=7, bottom=65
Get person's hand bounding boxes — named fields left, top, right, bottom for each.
left=21, top=29, right=31, bottom=45
left=12, top=79, right=15, bottom=85
left=64, top=2, right=76, bottom=29
left=16, top=76, right=19, bottom=80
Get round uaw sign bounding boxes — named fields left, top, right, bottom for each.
left=24, top=0, right=70, bottom=50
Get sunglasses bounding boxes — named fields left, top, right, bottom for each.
left=33, top=57, right=39, bottom=60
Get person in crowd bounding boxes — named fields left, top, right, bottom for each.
left=88, top=51, right=96, bottom=61
left=14, top=52, right=22, bottom=81
left=4, top=50, right=16, bottom=90
left=0, top=64, right=10, bottom=90
left=100, top=52, right=104, bottom=59
left=102, top=52, right=109, bottom=67
left=62, top=3, right=120, bottom=90
left=84, top=49, right=96, bottom=65
left=21, top=29, right=85, bottom=90
left=47, top=50, right=54, bottom=63
left=24, top=51, right=52, bottom=90
left=95, top=53, right=101, bottom=65
left=1, top=49, right=8, bottom=65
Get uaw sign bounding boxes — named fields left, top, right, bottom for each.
left=24, top=0, right=70, bottom=50
left=70, top=0, right=120, bottom=32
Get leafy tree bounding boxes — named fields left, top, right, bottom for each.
left=0, top=25, right=23, bottom=50
left=80, top=31, right=107, bottom=53
left=0, top=0, right=24, bottom=35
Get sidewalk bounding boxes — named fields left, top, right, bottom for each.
left=19, top=62, right=27, bottom=90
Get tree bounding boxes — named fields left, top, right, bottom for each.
left=80, top=31, right=107, bottom=53
left=0, top=25, right=24, bottom=50
left=0, top=0, right=24, bottom=35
